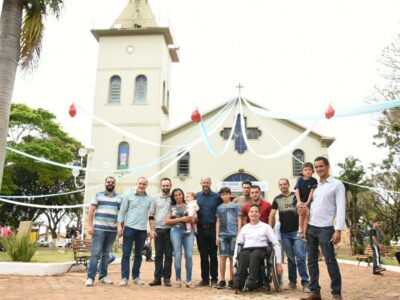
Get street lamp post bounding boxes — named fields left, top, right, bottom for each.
left=71, top=146, right=94, bottom=240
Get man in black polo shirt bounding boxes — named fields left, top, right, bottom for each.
left=196, top=176, right=222, bottom=287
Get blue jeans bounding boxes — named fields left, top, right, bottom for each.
left=170, top=226, right=195, bottom=282
left=307, top=225, right=341, bottom=295
left=87, top=230, right=117, bottom=280
left=281, top=231, right=309, bottom=285
left=121, top=226, right=147, bottom=280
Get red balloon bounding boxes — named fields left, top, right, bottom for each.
left=69, top=103, right=77, bottom=117
left=191, top=109, right=202, bottom=123
left=325, top=104, right=335, bottom=119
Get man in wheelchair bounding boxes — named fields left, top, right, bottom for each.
left=233, top=204, right=283, bottom=292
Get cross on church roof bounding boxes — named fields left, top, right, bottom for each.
left=220, top=114, right=262, bottom=154
left=236, top=83, right=244, bottom=95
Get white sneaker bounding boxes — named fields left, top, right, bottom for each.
left=120, top=278, right=128, bottom=286
left=100, top=276, right=113, bottom=285
left=85, top=278, right=94, bottom=287
left=133, top=277, right=145, bottom=285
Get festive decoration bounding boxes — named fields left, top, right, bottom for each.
left=69, top=103, right=77, bottom=117
left=191, top=108, right=202, bottom=123
left=325, top=104, right=335, bottom=119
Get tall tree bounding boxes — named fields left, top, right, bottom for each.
left=0, top=103, right=84, bottom=238
left=0, top=0, right=64, bottom=190
left=337, top=156, right=367, bottom=253
left=368, top=34, right=400, bottom=243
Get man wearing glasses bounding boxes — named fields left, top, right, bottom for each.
left=85, top=176, right=122, bottom=286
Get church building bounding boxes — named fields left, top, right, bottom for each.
left=86, top=0, right=334, bottom=201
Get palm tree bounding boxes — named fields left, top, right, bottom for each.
left=0, top=0, right=63, bottom=190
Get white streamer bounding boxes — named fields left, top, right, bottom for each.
left=340, top=180, right=400, bottom=195
left=239, top=99, right=323, bottom=159
left=0, top=197, right=89, bottom=209
left=149, top=98, right=236, bottom=181
left=199, top=101, right=239, bottom=156
left=75, top=100, right=235, bottom=149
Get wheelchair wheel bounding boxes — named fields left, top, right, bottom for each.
left=271, top=251, right=283, bottom=292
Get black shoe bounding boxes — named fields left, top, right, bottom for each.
left=146, top=258, right=154, bottom=262
left=373, top=271, right=384, bottom=275
left=196, top=280, right=209, bottom=287
left=149, top=279, right=161, bottom=286
left=216, top=280, right=226, bottom=289
left=211, top=279, right=218, bottom=288
left=163, top=279, right=172, bottom=287
left=228, top=280, right=234, bottom=289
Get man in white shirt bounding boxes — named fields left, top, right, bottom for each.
left=302, top=157, right=345, bottom=300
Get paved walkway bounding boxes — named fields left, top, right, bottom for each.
left=0, top=256, right=399, bottom=300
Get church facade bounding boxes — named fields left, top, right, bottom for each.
left=86, top=0, right=334, bottom=202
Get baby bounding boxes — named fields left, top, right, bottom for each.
left=185, top=192, right=199, bottom=234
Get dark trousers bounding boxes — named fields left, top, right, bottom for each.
left=121, top=227, right=147, bottom=280
left=196, top=224, right=218, bottom=281
left=154, top=228, right=173, bottom=280
left=307, top=225, right=342, bottom=296
left=236, top=248, right=267, bottom=290
left=372, top=243, right=381, bottom=272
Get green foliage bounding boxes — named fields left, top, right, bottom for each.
left=352, top=242, right=365, bottom=255
left=19, top=0, right=64, bottom=71
left=1, top=234, right=37, bottom=262
left=337, top=156, right=368, bottom=252
left=1, top=103, right=84, bottom=234
left=366, top=34, right=400, bottom=244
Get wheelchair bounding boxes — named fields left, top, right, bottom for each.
left=233, top=242, right=282, bottom=294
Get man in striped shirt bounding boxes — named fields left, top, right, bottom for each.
left=85, top=176, right=122, bottom=286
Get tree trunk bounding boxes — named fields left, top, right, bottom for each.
left=0, top=0, right=23, bottom=190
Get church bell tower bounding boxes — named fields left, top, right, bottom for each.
left=87, top=0, right=179, bottom=193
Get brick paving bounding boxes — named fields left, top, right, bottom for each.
left=0, top=256, right=399, bottom=300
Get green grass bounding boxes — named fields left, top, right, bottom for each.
left=337, top=254, right=399, bottom=266
left=0, top=249, right=74, bottom=263
left=0, top=248, right=123, bottom=263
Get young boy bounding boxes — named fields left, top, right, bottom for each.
left=294, top=162, right=318, bottom=241
left=216, top=187, right=242, bottom=289
left=370, top=220, right=386, bottom=275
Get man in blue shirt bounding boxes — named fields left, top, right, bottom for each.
left=196, top=176, right=222, bottom=287
left=117, top=176, right=152, bottom=286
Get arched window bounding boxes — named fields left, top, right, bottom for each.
left=108, top=75, right=121, bottom=103
left=118, top=142, right=129, bottom=170
left=293, top=149, right=304, bottom=176
left=134, top=75, right=147, bottom=104
left=177, top=152, right=190, bottom=176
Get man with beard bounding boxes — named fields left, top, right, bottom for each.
left=148, top=178, right=173, bottom=287
left=241, top=185, right=271, bottom=224
left=233, top=181, right=252, bottom=211
left=85, top=176, right=122, bottom=286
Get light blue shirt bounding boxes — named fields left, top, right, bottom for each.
left=309, top=176, right=346, bottom=230
left=117, top=191, right=152, bottom=231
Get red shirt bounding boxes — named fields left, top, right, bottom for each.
left=242, top=199, right=272, bottom=224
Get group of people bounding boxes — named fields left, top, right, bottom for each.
left=85, top=156, right=346, bottom=300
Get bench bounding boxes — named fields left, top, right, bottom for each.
left=67, top=239, right=92, bottom=273
left=356, top=245, right=374, bottom=267
left=355, top=245, right=387, bottom=267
